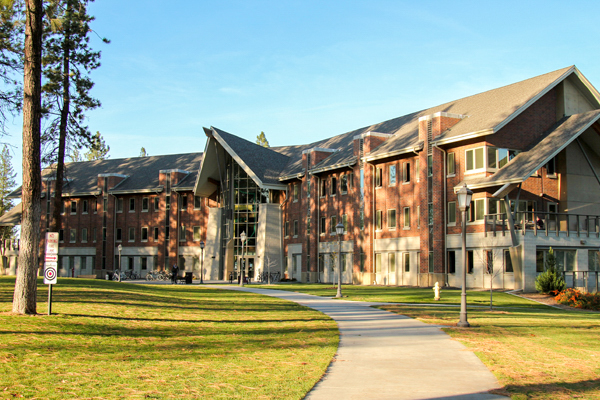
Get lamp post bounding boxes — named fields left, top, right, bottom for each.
left=199, top=240, right=205, bottom=284
left=456, top=183, right=473, bottom=328
left=117, top=244, right=122, bottom=283
left=335, top=222, right=344, bottom=298
left=239, top=231, right=246, bottom=287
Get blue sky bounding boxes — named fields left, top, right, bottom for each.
left=5, top=0, right=600, bottom=183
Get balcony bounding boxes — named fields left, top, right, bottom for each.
left=485, top=211, right=600, bottom=238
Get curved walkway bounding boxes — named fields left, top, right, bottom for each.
left=214, top=286, right=507, bottom=399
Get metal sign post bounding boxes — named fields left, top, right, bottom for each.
left=44, top=232, right=59, bottom=315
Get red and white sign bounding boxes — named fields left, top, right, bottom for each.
left=44, top=232, right=59, bottom=285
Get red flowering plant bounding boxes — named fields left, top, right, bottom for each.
left=554, top=288, right=600, bottom=311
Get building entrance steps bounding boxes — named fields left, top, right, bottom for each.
left=214, top=286, right=508, bottom=400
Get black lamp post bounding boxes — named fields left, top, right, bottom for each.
left=199, top=240, right=205, bottom=284
left=457, top=183, right=473, bottom=328
left=239, top=231, right=246, bottom=287
left=335, top=222, right=344, bottom=298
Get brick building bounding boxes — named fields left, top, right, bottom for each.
left=4, top=66, right=600, bottom=291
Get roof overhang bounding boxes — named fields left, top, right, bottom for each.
left=363, top=142, right=424, bottom=163
left=0, top=203, right=22, bottom=226
left=309, top=158, right=357, bottom=175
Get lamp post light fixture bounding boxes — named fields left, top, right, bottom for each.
left=239, top=231, right=246, bottom=287
left=117, top=244, right=122, bottom=283
left=335, top=222, right=344, bottom=298
left=199, top=240, right=205, bottom=284
left=456, top=183, right=473, bottom=328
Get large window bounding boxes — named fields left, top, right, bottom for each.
left=447, top=251, right=455, bottom=274
left=466, top=146, right=519, bottom=173
left=469, top=198, right=486, bottom=222
left=389, top=253, right=396, bottom=273
left=388, top=209, right=396, bottom=230
left=402, top=162, right=411, bottom=183
left=389, top=165, right=396, bottom=186
left=340, top=174, right=348, bottom=193
left=375, top=168, right=382, bottom=188
left=504, top=250, right=513, bottom=273
left=403, top=252, right=410, bottom=272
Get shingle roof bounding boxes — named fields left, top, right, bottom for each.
left=10, top=152, right=203, bottom=198
left=458, top=110, right=600, bottom=191
left=0, top=202, right=21, bottom=226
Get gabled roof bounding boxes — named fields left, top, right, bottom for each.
left=457, top=110, right=600, bottom=192
left=9, top=152, right=203, bottom=198
left=0, top=202, right=21, bottom=226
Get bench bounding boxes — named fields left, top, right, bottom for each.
left=77, top=274, right=98, bottom=279
left=177, top=272, right=194, bottom=284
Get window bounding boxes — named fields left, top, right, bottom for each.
left=293, top=220, right=299, bottom=237
left=141, top=227, right=148, bottom=242
left=341, top=253, right=347, bottom=272
left=536, top=250, right=545, bottom=273
left=546, top=157, right=557, bottom=177
left=417, top=206, right=420, bottom=228
left=320, top=217, right=326, bottom=235
left=142, top=197, right=149, bottom=212
left=466, top=147, right=485, bottom=172
left=403, top=252, right=410, bottom=272
left=102, top=227, right=107, bottom=241
left=70, top=229, right=76, bottom=243
left=128, top=227, right=135, bottom=242
left=80, top=256, right=87, bottom=271
left=427, top=155, right=433, bottom=177
left=467, top=250, right=474, bottom=274
left=428, top=203, right=433, bottom=226
left=330, top=177, right=337, bottom=196
left=375, top=253, right=382, bottom=273
left=116, top=198, right=123, bottom=213
left=376, top=210, right=382, bottom=231
left=389, top=165, right=396, bottom=186
left=128, top=257, right=134, bottom=270
left=293, top=184, right=299, bottom=202
left=103, top=198, right=107, bottom=212
left=448, top=202, right=456, bottom=225
left=342, top=214, right=348, bottom=233
left=93, top=227, right=97, bottom=243
left=154, top=197, right=160, bottom=211
left=359, top=211, right=364, bottom=231
left=193, top=227, right=201, bottom=241
left=360, top=168, right=365, bottom=199
left=403, top=207, right=410, bottom=229
left=181, top=195, right=188, bottom=209
left=347, top=172, right=354, bottom=190
left=194, top=196, right=202, bottom=209
left=61, top=201, right=65, bottom=214
left=179, top=225, right=186, bottom=241
left=447, top=251, right=456, bottom=274
left=320, top=179, right=326, bottom=197
left=284, top=221, right=289, bottom=237
left=389, top=253, right=396, bottom=273
left=59, top=229, right=64, bottom=243
left=415, top=158, right=420, bottom=182
left=428, top=252, right=434, bottom=273
left=307, top=217, right=311, bottom=234
left=340, top=174, right=348, bottom=193
left=330, top=216, right=337, bottom=233
left=360, top=253, right=366, bottom=272
left=469, top=199, right=485, bottom=222
left=166, top=195, right=170, bottom=210
left=129, top=198, right=135, bottom=212
left=375, top=167, right=382, bottom=188
left=388, top=209, right=396, bottom=230
left=70, top=201, right=77, bottom=214
left=329, top=253, right=335, bottom=272
left=505, top=250, right=513, bottom=273
left=116, top=228, right=122, bottom=242
left=447, top=153, right=455, bottom=176
left=82, top=200, right=88, bottom=214
left=555, top=250, right=576, bottom=272
left=589, top=250, right=599, bottom=272
left=402, top=162, right=410, bottom=183
left=486, top=251, right=494, bottom=274
left=154, top=227, right=159, bottom=241
left=141, top=257, right=148, bottom=270
left=81, top=228, right=88, bottom=242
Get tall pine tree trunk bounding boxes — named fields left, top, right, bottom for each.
left=50, top=4, right=71, bottom=233
left=13, top=0, right=43, bottom=315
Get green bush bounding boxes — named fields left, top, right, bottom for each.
left=535, top=248, right=566, bottom=294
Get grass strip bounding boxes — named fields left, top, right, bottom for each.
left=0, top=278, right=338, bottom=399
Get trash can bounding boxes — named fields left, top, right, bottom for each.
left=106, top=272, right=113, bottom=280
left=185, top=272, right=193, bottom=284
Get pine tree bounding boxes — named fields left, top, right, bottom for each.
left=256, top=131, right=269, bottom=147
left=83, top=131, right=109, bottom=160
left=13, top=0, right=43, bottom=315
left=139, top=147, right=148, bottom=157
left=0, top=0, right=24, bottom=133
left=0, top=145, right=16, bottom=240
left=41, top=0, right=108, bottom=232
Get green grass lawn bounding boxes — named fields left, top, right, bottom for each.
left=259, top=283, right=600, bottom=400
left=0, top=278, right=338, bottom=399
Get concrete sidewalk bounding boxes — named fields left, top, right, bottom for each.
left=215, top=286, right=507, bottom=400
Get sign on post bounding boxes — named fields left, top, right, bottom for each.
left=44, top=232, right=58, bottom=285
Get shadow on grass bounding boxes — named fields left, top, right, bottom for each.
left=503, top=377, right=600, bottom=398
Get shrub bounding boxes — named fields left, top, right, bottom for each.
left=535, top=248, right=566, bottom=294
left=555, top=288, right=600, bottom=311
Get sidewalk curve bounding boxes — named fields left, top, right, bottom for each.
left=212, top=286, right=507, bottom=400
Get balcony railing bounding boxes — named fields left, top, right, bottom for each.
left=485, top=211, right=600, bottom=238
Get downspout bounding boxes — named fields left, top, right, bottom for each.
left=176, top=191, right=180, bottom=269
left=433, top=143, right=448, bottom=286
left=110, top=193, right=118, bottom=271
left=316, top=175, right=321, bottom=282
left=280, top=187, right=289, bottom=278
left=372, top=162, right=376, bottom=285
